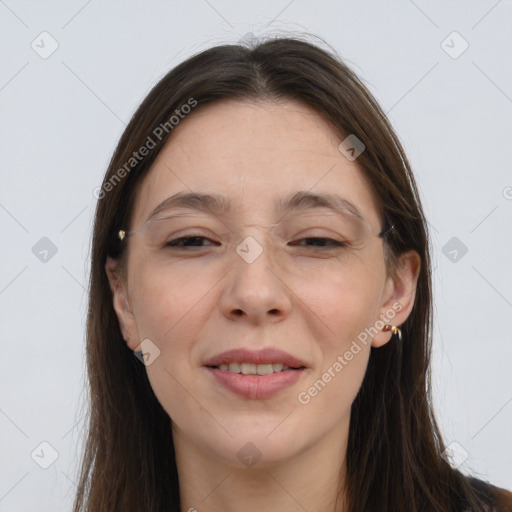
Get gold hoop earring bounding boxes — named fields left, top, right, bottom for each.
left=383, top=324, right=402, bottom=342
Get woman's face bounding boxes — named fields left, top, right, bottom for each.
left=106, top=99, right=419, bottom=469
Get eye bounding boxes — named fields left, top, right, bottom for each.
left=164, top=235, right=347, bottom=250
left=290, top=237, right=346, bottom=248
left=165, top=235, right=218, bottom=248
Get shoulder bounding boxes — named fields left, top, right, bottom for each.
left=465, top=476, right=512, bottom=512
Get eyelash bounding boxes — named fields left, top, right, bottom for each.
left=165, top=236, right=347, bottom=249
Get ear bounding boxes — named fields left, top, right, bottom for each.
left=371, top=249, right=421, bottom=348
left=105, top=256, right=141, bottom=351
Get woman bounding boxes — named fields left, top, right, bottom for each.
left=73, top=35, right=512, bottom=511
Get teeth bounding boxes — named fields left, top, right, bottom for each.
left=216, top=362, right=292, bottom=374
left=229, top=362, right=240, bottom=373
left=256, top=363, right=273, bottom=375
left=240, top=363, right=256, bottom=375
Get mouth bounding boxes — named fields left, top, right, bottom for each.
left=203, top=347, right=308, bottom=369
left=207, top=362, right=306, bottom=375
left=203, top=348, right=308, bottom=399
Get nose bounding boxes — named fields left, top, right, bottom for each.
left=219, top=232, right=293, bottom=325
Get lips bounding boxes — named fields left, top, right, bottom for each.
left=203, top=347, right=308, bottom=399
left=202, top=347, right=307, bottom=369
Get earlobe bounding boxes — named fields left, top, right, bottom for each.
left=371, top=327, right=394, bottom=348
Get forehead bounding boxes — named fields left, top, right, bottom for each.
left=131, top=99, right=381, bottom=229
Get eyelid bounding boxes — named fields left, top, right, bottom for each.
left=166, top=228, right=348, bottom=241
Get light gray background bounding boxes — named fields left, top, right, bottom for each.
left=1, top=1, right=511, bottom=510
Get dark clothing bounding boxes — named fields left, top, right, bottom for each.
left=465, top=476, right=512, bottom=511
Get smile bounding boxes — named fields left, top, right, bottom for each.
left=212, top=362, right=302, bottom=375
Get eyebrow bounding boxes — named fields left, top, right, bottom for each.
left=146, top=190, right=366, bottom=223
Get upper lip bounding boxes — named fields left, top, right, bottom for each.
left=203, top=348, right=307, bottom=368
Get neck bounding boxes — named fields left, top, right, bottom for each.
left=173, top=420, right=349, bottom=512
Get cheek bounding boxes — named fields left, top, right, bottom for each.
left=299, top=277, right=374, bottom=374
left=129, top=257, right=214, bottom=342
left=128, top=264, right=211, bottom=428
left=291, top=276, right=377, bottom=433
left=292, top=259, right=383, bottom=398
left=295, top=259, right=383, bottom=344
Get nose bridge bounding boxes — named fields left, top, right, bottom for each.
left=220, top=223, right=291, bottom=320
left=232, top=224, right=281, bottom=276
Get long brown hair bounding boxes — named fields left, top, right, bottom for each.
left=73, top=35, right=512, bottom=511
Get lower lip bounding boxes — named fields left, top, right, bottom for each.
left=205, top=367, right=305, bottom=399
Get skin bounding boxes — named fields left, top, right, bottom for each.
left=106, top=99, right=420, bottom=512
